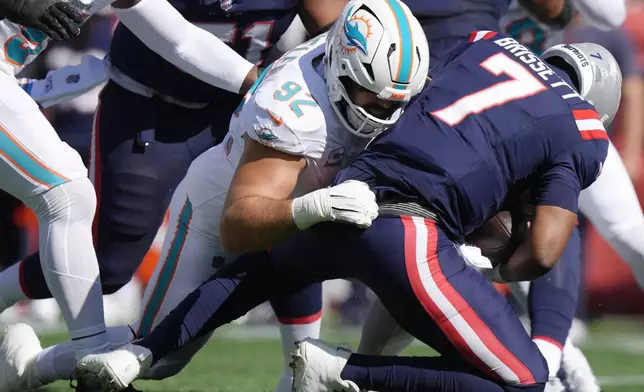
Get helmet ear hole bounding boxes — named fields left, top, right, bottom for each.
left=387, top=44, right=395, bottom=57
left=545, top=56, right=580, bottom=92
left=362, top=62, right=375, bottom=80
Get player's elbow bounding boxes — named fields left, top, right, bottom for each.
left=529, top=248, right=560, bottom=276
left=219, top=216, right=243, bottom=253
left=220, top=238, right=243, bottom=254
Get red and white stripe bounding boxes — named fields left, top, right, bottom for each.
left=468, top=30, right=498, bottom=43
left=277, top=310, right=322, bottom=325
left=573, top=109, right=608, bottom=141
left=401, top=216, right=536, bottom=385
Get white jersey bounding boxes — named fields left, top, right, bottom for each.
left=133, top=34, right=370, bottom=339
left=164, top=34, right=369, bottom=244
left=0, top=21, right=50, bottom=76
left=228, top=33, right=368, bottom=195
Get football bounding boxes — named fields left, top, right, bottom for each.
left=465, top=211, right=517, bottom=266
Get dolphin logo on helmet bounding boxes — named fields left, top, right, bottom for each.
left=326, top=0, right=429, bottom=139
left=342, top=6, right=371, bottom=56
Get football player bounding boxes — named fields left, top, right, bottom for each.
left=0, top=0, right=345, bottom=389
left=74, top=35, right=618, bottom=392
left=1, top=1, right=429, bottom=391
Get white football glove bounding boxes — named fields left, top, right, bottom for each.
left=459, top=244, right=494, bottom=270
left=291, top=180, right=378, bottom=230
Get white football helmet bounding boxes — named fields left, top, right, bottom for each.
left=325, top=0, right=430, bottom=138
left=542, top=43, right=622, bottom=128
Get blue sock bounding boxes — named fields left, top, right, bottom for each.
left=340, top=354, right=504, bottom=392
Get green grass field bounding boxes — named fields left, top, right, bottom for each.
left=31, top=317, right=644, bottom=392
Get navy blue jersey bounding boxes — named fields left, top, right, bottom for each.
left=336, top=33, right=608, bottom=243
left=109, top=0, right=297, bottom=103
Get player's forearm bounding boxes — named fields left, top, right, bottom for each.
left=499, top=239, right=549, bottom=281
left=220, top=196, right=298, bottom=253
left=111, top=0, right=256, bottom=94
left=499, top=205, right=575, bottom=281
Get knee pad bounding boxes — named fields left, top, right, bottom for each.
left=24, top=177, right=97, bottom=224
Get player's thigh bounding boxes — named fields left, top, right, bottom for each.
left=364, top=216, right=548, bottom=386
left=0, top=72, right=86, bottom=200
left=92, top=83, right=218, bottom=240
left=579, top=140, right=644, bottom=231
left=135, top=180, right=223, bottom=337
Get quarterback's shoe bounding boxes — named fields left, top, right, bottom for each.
left=291, top=338, right=359, bottom=392
left=75, top=343, right=152, bottom=392
left=0, top=323, right=44, bottom=392
left=560, top=341, right=600, bottom=392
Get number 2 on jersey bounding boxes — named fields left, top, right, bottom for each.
left=274, top=81, right=318, bottom=117
left=431, top=53, right=547, bottom=126
left=5, top=28, right=47, bottom=66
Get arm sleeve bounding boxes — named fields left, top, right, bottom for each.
left=112, top=0, right=254, bottom=94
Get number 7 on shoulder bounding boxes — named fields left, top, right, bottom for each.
left=273, top=81, right=319, bottom=118
left=431, top=53, right=547, bottom=126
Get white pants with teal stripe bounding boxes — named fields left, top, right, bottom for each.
left=0, top=69, right=109, bottom=358
left=0, top=70, right=86, bottom=198
left=133, top=144, right=237, bottom=379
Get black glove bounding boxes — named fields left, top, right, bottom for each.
left=0, top=0, right=84, bottom=41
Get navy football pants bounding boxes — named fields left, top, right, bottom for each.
left=141, top=215, right=548, bottom=391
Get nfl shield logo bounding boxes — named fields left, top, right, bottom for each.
left=66, top=74, right=81, bottom=84
left=220, top=0, right=232, bottom=10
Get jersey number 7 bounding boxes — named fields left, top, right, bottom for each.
left=431, top=53, right=547, bottom=126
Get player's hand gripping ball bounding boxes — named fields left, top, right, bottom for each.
left=465, top=204, right=532, bottom=266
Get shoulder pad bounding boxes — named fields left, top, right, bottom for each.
left=235, top=71, right=328, bottom=156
